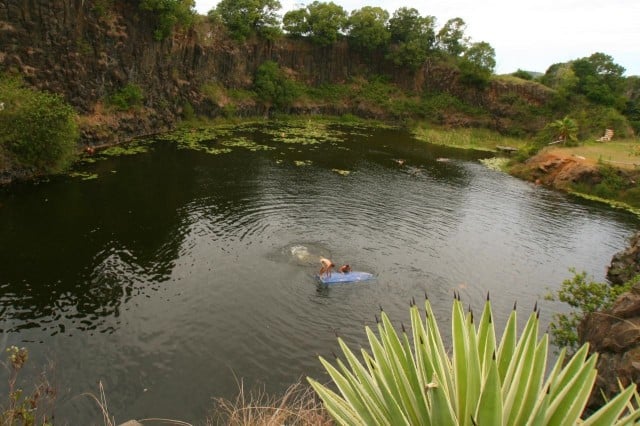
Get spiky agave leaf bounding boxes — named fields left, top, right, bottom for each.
left=308, top=298, right=640, bottom=426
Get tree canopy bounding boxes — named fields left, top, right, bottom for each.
left=386, top=7, right=436, bottom=70
left=346, top=6, right=390, bottom=51
left=215, top=0, right=282, bottom=41
left=139, top=0, right=195, bottom=41
left=437, top=17, right=468, bottom=56
left=305, top=1, right=349, bottom=46
left=571, top=52, right=626, bottom=107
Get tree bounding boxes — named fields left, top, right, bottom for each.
left=387, top=7, right=435, bottom=45
left=549, top=115, right=579, bottom=144
left=386, top=7, right=436, bottom=70
left=458, top=41, right=495, bottom=88
left=305, top=1, right=348, bottom=46
left=624, top=76, right=640, bottom=134
left=437, top=17, right=468, bottom=56
left=139, top=0, right=195, bottom=41
left=309, top=297, right=640, bottom=425
left=282, top=8, right=310, bottom=37
left=346, top=6, right=390, bottom=52
left=215, top=0, right=282, bottom=41
left=572, top=53, right=626, bottom=108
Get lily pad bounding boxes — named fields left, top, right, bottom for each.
left=331, top=169, right=351, bottom=176
left=68, top=172, right=99, bottom=180
left=221, top=137, right=275, bottom=151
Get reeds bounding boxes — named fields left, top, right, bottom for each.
left=210, top=380, right=332, bottom=426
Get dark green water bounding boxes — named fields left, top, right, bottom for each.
left=0, top=122, right=638, bottom=423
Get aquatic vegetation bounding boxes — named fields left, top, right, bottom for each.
left=68, top=171, right=99, bottom=181
left=263, top=120, right=346, bottom=145
left=220, top=137, right=275, bottom=151
left=567, top=190, right=640, bottom=217
left=479, top=157, right=509, bottom=171
left=99, top=141, right=150, bottom=157
left=331, top=169, right=351, bottom=176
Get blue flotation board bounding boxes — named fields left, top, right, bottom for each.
left=317, top=271, right=375, bottom=285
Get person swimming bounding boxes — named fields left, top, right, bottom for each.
left=338, top=264, right=351, bottom=273
left=319, top=257, right=335, bottom=277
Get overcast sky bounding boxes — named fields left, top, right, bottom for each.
left=194, top=0, right=639, bottom=76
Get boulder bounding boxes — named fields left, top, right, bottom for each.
left=607, top=232, right=640, bottom=285
left=579, top=281, right=640, bottom=409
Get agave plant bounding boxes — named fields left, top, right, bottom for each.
left=308, top=295, right=640, bottom=425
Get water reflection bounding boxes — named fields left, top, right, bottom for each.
left=0, top=124, right=637, bottom=423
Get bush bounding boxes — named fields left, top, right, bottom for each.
left=1, top=346, right=55, bottom=425
left=0, top=75, right=79, bottom=174
left=512, top=69, right=533, bottom=80
left=546, top=269, right=635, bottom=352
left=253, top=61, right=300, bottom=111
left=108, top=83, right=144, bottom=111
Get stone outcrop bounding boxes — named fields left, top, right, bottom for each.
left=578, top=233, right=640, bottom=409
left=510, top=151, right=602, bottom=189
left=579, top=282, right=640, bottom=409
left=608, top=232, right=640, bottom=285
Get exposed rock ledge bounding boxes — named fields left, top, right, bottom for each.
left=509, top=150, right=601, bottom=189
left=579, top=232, right=640, bottom=409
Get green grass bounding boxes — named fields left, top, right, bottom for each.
left=412, top=124, right=529, bottom=152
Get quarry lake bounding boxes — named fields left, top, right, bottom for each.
left=1, top=121, right=638, bottom=423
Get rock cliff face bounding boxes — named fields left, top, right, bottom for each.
left=608, top=232, right=640, bottom=285
left=579, top=232, right=640, bottom=409
left=579, top=282, right=640, bottom=409
left=0, top=0, right=552, bottom=149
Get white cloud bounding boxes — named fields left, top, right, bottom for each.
left=194, top=0, right=640, bottom=75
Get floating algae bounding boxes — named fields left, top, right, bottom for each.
left=479, top=157, right=509, bottom=172
left=100, top=141, right=150, bottom=157
left=68, top=171, right=99, bottom=181
left=220, top=137, right=275, bottom=152
left=263, top=121, right=345, bottom=145
left=331, top=169, right=351, bottom=176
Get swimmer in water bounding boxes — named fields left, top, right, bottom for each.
left=338, top=264, right=351, bottom=273
left=319, top=257, right=335, bottom=278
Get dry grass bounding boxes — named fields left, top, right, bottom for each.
left=547, top=140, right=640, bottom=170
left=84, top=381, right=193, bottom=426
left=209, top=380, right=333, bottom=426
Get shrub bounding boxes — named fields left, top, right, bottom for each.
left=0, top=75, right=79, bottom=174
left=1, top=346, right=56, bottom=425
left=545, top=269, right=635, bottom=352
left=181, top=100, right=195, bottom=120
left=108, top=83, right=144, bottom=111
left=253, top=61, right=300, bottom=111
left=309, top=296, right=640, bottom=425
left=512, top=69, right=533, bottom=80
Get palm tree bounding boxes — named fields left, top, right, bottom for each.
left=549, top=115, right=579, bottom=144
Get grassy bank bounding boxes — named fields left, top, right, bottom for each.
left=409, top=121, right=640, bottom=215
left=412, top=124, right=529, bottom=152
